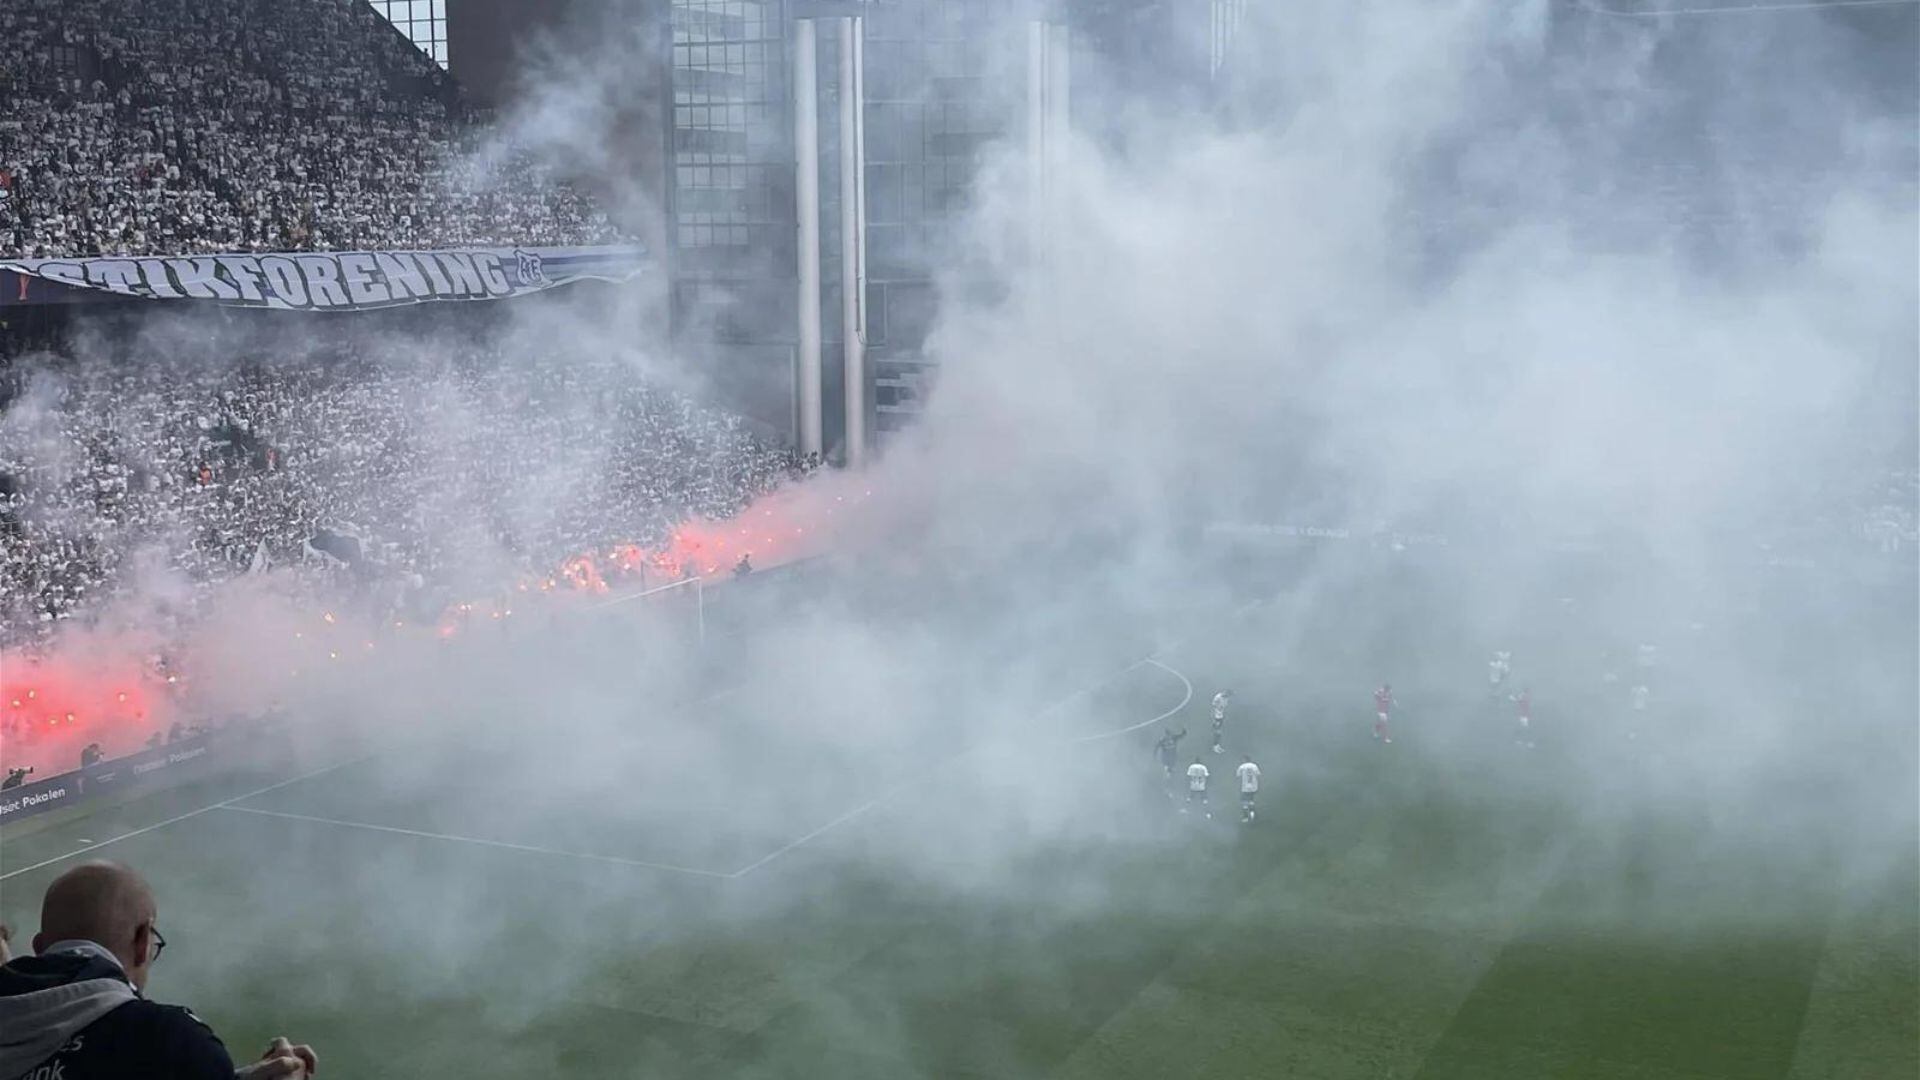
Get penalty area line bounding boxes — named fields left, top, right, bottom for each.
left=216, top=804, right=735, bottom=879
left=726, top=655, right=1195, bottom=878
left=729, top=655, right=1196, bottom=878
left=0, top=757, right=366, bottom=882
left=1067, top=657, right=1194, bottom=745
left=725, top=787, right=909, bottom=879
left=724, top=590, right=1270, bottom=878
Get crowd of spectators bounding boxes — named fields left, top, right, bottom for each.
left=0, top=332, right=802, bottom=653
left=0, top=0, right=623, bottom=259
left=1849, top=468, right=1918, bottom=556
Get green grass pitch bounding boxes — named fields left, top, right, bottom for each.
left=1, top=592, right=1913, bottom=1079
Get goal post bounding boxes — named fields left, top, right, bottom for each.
left=589, top=573, right=706, bottom=647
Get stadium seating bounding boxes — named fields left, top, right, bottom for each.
left=0, top=0, right=620, bottom=258
left=0, top=330, right=801, bottom=657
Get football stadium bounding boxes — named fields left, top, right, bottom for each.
left=0, top=2, right=1915, bottom=1078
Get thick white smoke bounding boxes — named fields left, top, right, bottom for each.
left=1, top=1, right=1912, bottom=1073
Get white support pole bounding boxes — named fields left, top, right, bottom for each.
left=1211, top=1, right=1224, bottom=78
left=852, top=15, right=867, bottom=317
left=1211, top=1, right=1246, bottom=80
left=793, top=19, right=823, bottom=460
left=839, top=16, right=867, bottom=468
left=1046, top=22, right=1070, bottom=231
left=1026, top=20, right=1047, bottom=265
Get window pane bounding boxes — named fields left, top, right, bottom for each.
left=367, top=0, right=447, bottom=68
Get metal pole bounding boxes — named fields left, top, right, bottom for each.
left=1026, top=20, right=1047, bottom=265
left=839, top=16, right=867, bottom=468
left=852, top=15, right=868, bottom=342
left=793, top=18, right=823, bottom=459
left=1046, top=22, right=1070, bottom=271
left=1048, top=23, right=1070, bottom=188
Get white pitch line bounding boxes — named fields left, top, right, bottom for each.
left=73, top=597, right=1254, bottom=886
left=727, top=656, right=1194, bottom=878
left=727, top=655, right=1197, bottom=878
left=13, top=682, right=750, bottom=884
left=725, top=787, right=909, bottom=879
left=1067, top=657, right=1195, bottom=744
left=724, top=594, right=1273, bottom=877
left=1054, top=593, right=1263, bottom=745
left=0, top=757, right=364, bottom=882
left=217, top=804, right=733, bottom=879
left=1033, top=659, right=1149, bottom=716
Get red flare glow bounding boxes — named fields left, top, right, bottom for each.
left=561, top=555, right=608, bottom=594
left=0, top=653, right=166, bottom=771
left=0, top=480, right=877, bottom=775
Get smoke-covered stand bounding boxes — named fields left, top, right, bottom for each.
left=0, top=555, right=826, bottom=837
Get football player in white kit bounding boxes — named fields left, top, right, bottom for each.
left=1627, top=683, right=1649, bottom=741
left=1184, top=757, right=1211, bottom=819
left=1488, top=651, right=1511, bottom=691
left=1510, top=687, right=1535, bottom=749
left=1235, top=754, right=1261, bottom=823
left=1210, top=690, right=1232, bottom=754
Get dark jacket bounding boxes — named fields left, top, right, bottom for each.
left=0, top=941, right=233, bottom=1080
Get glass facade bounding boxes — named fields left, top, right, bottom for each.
left=862, top=0, right=1024, bottom=428
left=663, top=0, right=1207, bottom=442
left=672, top=1, right=792, bottom=259
left=368, top=0, right=449, bottom=67
left=669, top=1, right=796, bottom=350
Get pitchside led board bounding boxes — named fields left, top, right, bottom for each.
left=0, top=735, right=217, bottom=824
left=0, top=245, right=648, bottom=310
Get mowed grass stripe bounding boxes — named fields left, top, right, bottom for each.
left=726, top=662, right=1365, bottom=1078
left=1785, top=848, right=1920, bottom=1080
left=1413, top=803, right=1841, bottom=1080
left=535, top=665, right=1240, bottom=1073
left=1055, top=733, right=1578, bottom=1080
left=1038, top=681, right=1428, bottom=1078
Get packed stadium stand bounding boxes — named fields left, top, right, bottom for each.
left=0, top=317, right=799, bottom=655
left=0, top=0, right=793, bottom=781
left=0, top=0, right=1909, bottom=781
left=0, top=0, right=621, bottom=257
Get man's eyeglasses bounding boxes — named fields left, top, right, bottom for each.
left=148, top=925, right=166, bottom=963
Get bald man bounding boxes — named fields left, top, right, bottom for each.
left=0, top=861, right=317, bottom=1080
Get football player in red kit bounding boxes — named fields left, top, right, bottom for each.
left=1373, top=683, right=1394, bottom=744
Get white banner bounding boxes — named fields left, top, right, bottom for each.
left=1, top=245, right=647, bottom=311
